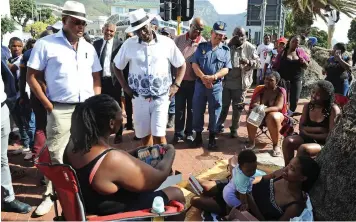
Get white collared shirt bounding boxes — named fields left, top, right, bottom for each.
left=28, top=29, right=102, bottom=103
left=328, top=10, right=337, bottom=26
left=114, top=33, right=185, bottom=96
left=100, top=38, right=113, bottom=77
left=1, top=77, right=6, bottom=103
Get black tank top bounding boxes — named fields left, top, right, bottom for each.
left=252, top=177, right=305, bottom=220
left=279, top=56, right=304, bottom=81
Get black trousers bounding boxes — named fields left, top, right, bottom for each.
left=101, top=77, right=123, bottom=136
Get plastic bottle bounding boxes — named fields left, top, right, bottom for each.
left=152, top=196, right=165, bottom=214
left=247, top=105, right=266, bottom=127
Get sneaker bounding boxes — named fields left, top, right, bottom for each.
left=185, top=135, right=194, bottom=143
left=12, top=147, right=30, bottom=155
left=172, top=135, right=183, bottom=144
left=24, top=152, right=33, bottom=161
left=2, top=199, right=32, bottom=214
left=167, top=114, right=175, bottom=129
left=34, top=196, right=53, bottom=216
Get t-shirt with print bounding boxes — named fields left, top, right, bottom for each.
left=257, top=43, right=274, bottom=66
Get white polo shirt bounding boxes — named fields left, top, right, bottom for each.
left=28, top=30, right=102, bottom=103
left=114, top=33, right=185, bottom=97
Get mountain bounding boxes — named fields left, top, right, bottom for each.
left=39, top=0, right=246, bottom=36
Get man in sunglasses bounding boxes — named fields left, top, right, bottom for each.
left=27, top=0, right=101, bottom=216
left=114, top=9, right=186, bottom=146
left=191, top=21, right=232, bottom=149
left=172, top=17, right=205, bottom=144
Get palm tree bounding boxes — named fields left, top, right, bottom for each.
left=283, top=0, right=356, bottom=35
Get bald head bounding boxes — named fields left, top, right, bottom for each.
left=189, top=17, right=204, bottom=40
left=230, top=26, right=246, bottom=46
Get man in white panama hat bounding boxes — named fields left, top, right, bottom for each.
left=114, top=8, right=186, bottom=146
left=27, top=0, right=101, bottom=216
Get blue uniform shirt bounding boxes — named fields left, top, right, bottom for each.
left=191, top=42, right=232, bottom=82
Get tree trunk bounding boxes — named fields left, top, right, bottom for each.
left=293, top=10, right=314, bottom=35
left=309, top=83, right=356, bottom=220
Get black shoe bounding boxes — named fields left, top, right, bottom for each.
left=208, top=134, right=217, bottom=150
left=167, top=114, right=175, bottom=129
left=114, top=135, right=123, bottom=144
left=125, top=123, right=134, bottom=131
left=133, top=136, right=140, bottom=141
left=2, top=199, right=32, bottom=214
left=185, top=135, right=194, bottom=143
left=190, top=133, right=203, bottom=148
left=217, top=125, right=224, bottom=134
left=230, top=127, right=238, bottom=138
left=172, top=135, right=183, bottom=144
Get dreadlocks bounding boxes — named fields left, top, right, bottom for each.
left=70, top=94, right=121, bottom=154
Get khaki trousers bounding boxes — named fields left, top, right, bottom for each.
left=328, top=25, right=335, bottom=49
left=44, top=103, right=76, bottom=195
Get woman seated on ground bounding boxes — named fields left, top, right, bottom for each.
left=324, top=42, right=352, bottom=96
left=63, top=94, right=185, bottom=219
left=191, top=156, right=320, bottom=221
left=246, top=71, right=287, bottom=157
left=282, top=80, right=340, bottom=166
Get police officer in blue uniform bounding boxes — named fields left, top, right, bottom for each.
left=190, top=21, right=232, bottom=149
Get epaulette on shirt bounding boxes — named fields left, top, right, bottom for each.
left=198, top=42, right=208, bottom=55
left=221, top=45, right=230, bottom=51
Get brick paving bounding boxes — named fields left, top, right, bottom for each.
left=1, top=89, right=306, bottom=221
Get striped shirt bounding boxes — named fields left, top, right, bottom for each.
left=174, top=33, right=206, bottom=81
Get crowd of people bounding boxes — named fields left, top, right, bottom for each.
left=1, top=0, right=354, bottom=220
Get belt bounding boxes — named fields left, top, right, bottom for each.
left=136, top=92, right=168, bottom=101
left=1, top=101, right=5, bottom=107
left=51, top=101, right=82, bottom=106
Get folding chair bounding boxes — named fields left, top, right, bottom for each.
left=35, top=147, right=185, bottom=221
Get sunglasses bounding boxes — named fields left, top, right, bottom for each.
left=70, top=18, right=87, bottom=26
left=192, top=25, right=204, bottom=32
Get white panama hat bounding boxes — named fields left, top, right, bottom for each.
left=61, top=1, right=92, bottom=23
left=125, top=8, right=156, bottom=33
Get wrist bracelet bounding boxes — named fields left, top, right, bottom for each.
left=173, top=82, right=181, bottom=88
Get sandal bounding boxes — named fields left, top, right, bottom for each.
left=244, top=145, right=260, bottom=153
left=272, top=146, right=282, bottom=157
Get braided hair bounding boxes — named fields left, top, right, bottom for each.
left=70, top=94, right=121, bottom=154
left=310, top=80, right=335, bottom=116
left=297, top=156, right=320, bottom=192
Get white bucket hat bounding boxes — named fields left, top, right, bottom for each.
left=51, top=21, right=63, bottom=30
left=62, top=1, right=92, bottom=23
left=125, top=8, right=156, bottom=33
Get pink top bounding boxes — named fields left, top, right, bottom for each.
left=174, top=33, right=206, bottom=81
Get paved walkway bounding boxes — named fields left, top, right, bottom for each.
left=2, top=89, right=306, bottom=221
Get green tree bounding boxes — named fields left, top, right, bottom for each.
left=1, top=16, right=16, bottom=37
left=348, top=19, right=356, bottom=43
left=10, top=0, right=36, bottom=29
left=309, top=27, right=328, bottom=48
left=284, top=11, right=296, bottom=38
left=24, top=21, right=48, bottom=39
left=283, top=0, right=356, bottom=35
left=202, top=26, right=212, bottom=40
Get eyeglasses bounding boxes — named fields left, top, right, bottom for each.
left=70, top=18, right=87, bottom=27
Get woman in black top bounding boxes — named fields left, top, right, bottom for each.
left=273, top=35, right=310, bottom=112
left=282, top=80, right=340, bottom=166
left=324, top=42, right=352, bottom=96
left=191, top=156, right=320, bottom=221
left=63, top=95, right=185, bottom=218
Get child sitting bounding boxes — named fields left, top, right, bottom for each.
left=223, top=150, right=257, bottom=211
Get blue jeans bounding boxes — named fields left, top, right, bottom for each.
left=174, top=80, right=195, bottom=137
left=334, top=79, right=350, bottom=96
left=169, top=96, right=175, bottom=115
left=1, top=104, right=15, bottom=202
left=192, top=81, right=223, bottom=134
left=11, top=98, right=35, bottom=148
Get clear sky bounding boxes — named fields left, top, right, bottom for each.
left=208, top=0, right=354, bottom=43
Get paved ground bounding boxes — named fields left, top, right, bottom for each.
left=1, top=89, right=306, bottom=221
